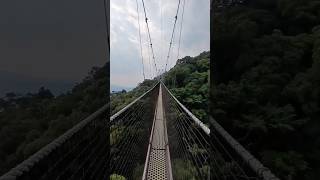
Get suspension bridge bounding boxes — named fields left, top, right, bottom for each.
left=0, top=80, right=279, bottom=180
left=0, top=0, right=281, bottom=179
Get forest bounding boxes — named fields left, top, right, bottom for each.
left=110, top=51, right=209, bottom=179
left=0, top=50, right=209, bottom=178
left=212, top=0, right=320, bottom=179
left=163, top=51, right=210, bottom=123
left=111, top=51, right=210, bottom=123
left=0, top=64, right=107, bottom=175
left=111, top=79, right=157, bottom=115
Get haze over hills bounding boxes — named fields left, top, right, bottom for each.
left=110, top=84, right=133, bottom=93
left=0, top=71, right=75, bottom=97
left=0, top=64, right=107, bottom=175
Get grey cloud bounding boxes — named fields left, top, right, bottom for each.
left=111, top=0, right=210, bottom=87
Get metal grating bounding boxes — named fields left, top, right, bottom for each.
left=151, top=118, right=165, bottom=149
left=143, top=85, right=172, bottom=180
left=147, top=149, right=167, bottom=179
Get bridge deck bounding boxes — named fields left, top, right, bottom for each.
left=144, top=85, right=172, bottom=180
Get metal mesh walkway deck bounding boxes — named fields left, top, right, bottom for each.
left=143, top=85, right=173, bottom=180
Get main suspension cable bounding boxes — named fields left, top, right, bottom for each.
left=176, top=0, right=186, bottom=61
left=141, top=0, right=158, bottom=73
left=164, top=0, right=181, bottom=72
left=135, top=0, right=146, bottom=80
left=173, top=0, right=186, bottom=87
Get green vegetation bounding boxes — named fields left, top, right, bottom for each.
left=163, top=51, right=210, bottom=123
left=163, top=52, right=210, bottom=178
left=111, top=79, right=156, bottom=115
left=111, top=51, right=209, bottom=121
left=110, top=79, right=158, bottom=179
left=0, top=64, right=107, bottom=175
left=212, top=1, right=320, bottom=179
left=132, top=164, right=144, bottom=180
left=110, top=174, right=126, bottom=180
left=172, top=159, right=197, bottom=180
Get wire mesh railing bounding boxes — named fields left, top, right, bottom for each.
left=209, top=116, right=280, bottom=180
left=110, top=82, right=159, bottom=179
left=162, top=82, right=210, bottom=180
left=0, top=104, right=109, bottom=180
left=161, top=82, right=279, bottom=180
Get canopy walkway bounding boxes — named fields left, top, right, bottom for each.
left=0, top=81, right=279, bottom=180
left=143, top=84, right=172, bottom=179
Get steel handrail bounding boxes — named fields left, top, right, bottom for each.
left=160, top=81, right=210, bottom=135
left=111, top=82, right=160, bottom=121
left=209, top=116, right=280, bottom=180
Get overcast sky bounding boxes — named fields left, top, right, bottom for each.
left=0, top=0, right=107, bottom=96
left=111, top=0, right=210, bottom=88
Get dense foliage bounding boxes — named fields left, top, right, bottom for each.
left=212, top=1, right=320, bottom=179
left=110, top=79, right=157, bottom=115
left=0, top=64, right=108, bottom=175
left=163, top=51, right=210, bottom=123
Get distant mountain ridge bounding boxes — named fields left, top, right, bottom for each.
left=110, top=84, right=133, bottom=92
left=0, top=70, right=75, bottom=97
left=0, top=64, right=108, bottom=175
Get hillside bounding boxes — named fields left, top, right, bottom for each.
left=110, top=51, right=210, bottom=123
left=212, top=0, right=320, bottom=179
left=0, top=64, right=108, bottom=175
left=110, top=79, right=157, bottom=115
left=163, top=51, right=210, bottom=123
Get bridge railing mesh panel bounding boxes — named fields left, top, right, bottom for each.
left=0, top=104, right=109, bottom=180
left=209, top=116, right=280, bottom=180
left=162, top=83, right=210, bottom=180
left=161, top=82, right=279, bottom=180
left=110, top=82, right=159, bottom=179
